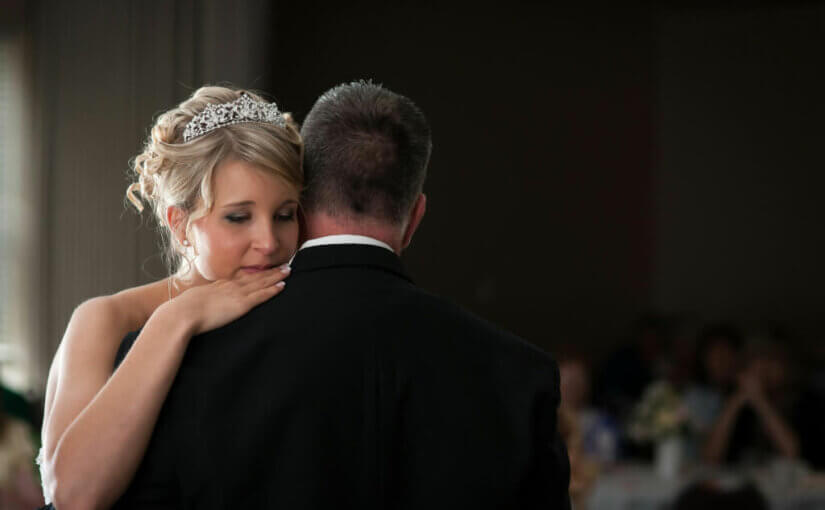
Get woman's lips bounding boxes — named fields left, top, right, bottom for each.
left=240, top=265, right=274, bottom=274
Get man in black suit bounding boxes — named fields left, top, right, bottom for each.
left=114, top=81, right=570, bottom=509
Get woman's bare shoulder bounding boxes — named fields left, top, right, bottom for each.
left=109, top=279, right=169, bottom=331
left=70, top=280, right=169, bottom=340
left=42, top=280, right=171, bottom=435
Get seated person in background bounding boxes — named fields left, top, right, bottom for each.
left=682, top=324, right=743, bottom=458
left=594, top=315, right=670, bottom=425
left=594, top=315, right=671, bottom=460
left=703, top=338, right=799, bottom=465
left=559, top=356, right=619, bottom=504
left=0, top=403, right=43, bottom=509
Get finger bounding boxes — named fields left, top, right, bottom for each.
left=247, top=281, right=285, bottom=305
left=235, top=265, right=289, bottom=285
left=243, top=265, right=291, bottom=291
left=243, top=273, right=287, bottom=295
left=232, top=268, right=270, bottom=284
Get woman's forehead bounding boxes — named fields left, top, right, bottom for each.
left=212, top=159, right=298, bottom=205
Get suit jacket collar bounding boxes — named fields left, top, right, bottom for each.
left=290, top=244, right=413, bottom=283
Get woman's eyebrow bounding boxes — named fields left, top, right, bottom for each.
left=221, top=199, right=298, bottom=208
left=221, top=200, right=255, bottom=208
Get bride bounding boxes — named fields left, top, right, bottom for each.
left=37, top=86, right=303, bottom=510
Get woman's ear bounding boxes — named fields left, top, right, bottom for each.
left=166, top=205, right=188, bottom=245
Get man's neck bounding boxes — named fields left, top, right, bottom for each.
left=302, top=213, right=403, bottom=254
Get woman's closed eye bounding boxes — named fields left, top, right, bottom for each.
left=225, top=213, right=250, bottom=224
left=276, top=210, right=296, bottom=221
left=224, top=210, right=296, bottom=224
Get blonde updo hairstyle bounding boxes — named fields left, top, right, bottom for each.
left=126, top=86, right=304, bottom=279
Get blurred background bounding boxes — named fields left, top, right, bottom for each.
left=0, top=0, right=823, bottom=508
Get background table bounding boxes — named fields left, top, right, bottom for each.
left=586, top=463, right=825, bottom=510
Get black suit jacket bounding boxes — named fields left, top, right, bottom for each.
left=112, top=244, right=570, bottom=509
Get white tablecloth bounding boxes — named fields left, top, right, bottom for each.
left=586, top=463, right=825, bottom=510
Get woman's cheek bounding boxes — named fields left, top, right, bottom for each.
left=284, top=222, right=300, bottom=253
left=203, top=229, right=243, bottom=278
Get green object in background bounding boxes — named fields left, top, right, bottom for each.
left=2, top=384, right=34, bottom=426
left=1, top=384, right=41, bottom=482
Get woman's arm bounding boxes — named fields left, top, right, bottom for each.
left=702, top=391, right=746, bottom=464
left=748, top=388, right=800, bottom=458
left=41, top=268, right=288, bottom=510
left=42, top=297, right=195, bottom=510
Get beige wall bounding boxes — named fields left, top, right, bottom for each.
left=27, top=0, right=274, bottom=395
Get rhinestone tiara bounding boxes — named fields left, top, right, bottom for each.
left=182, top=92, right=287, bottom=142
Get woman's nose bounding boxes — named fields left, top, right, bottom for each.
left=252, top=221, right=278, bottom=254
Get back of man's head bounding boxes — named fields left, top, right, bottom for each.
left=300, top=81, right=432, bottom=226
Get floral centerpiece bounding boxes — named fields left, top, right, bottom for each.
left=628, top=381, right=688, bottom=442
left=627, top=381, right=689, bottom=478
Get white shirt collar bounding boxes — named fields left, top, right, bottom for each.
left=299, top=234, right=394, bottom=253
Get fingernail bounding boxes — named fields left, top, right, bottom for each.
left=281, top=265, right=291, bottom=274
left=276, top=281, right=285, bottom=288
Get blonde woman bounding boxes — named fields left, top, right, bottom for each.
left=37, top=86, right=304, bottom=510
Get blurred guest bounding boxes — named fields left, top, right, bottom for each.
left=560, top=357, right=619, bottom=464
left=559, top=356, right=618, bottom=507
left=594, top=315, right=671, bottom=461
left=594, top=315, right=670, bottom=422
left=682, top=324, right=743, bottom=452
left=664, top=319, right=702, bottom=391
left=0, top=401, right=43, bottom=509
left=703, top=339, right=799, bottom=465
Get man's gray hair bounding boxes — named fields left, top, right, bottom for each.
left=300, top=80, right=432, bottom=224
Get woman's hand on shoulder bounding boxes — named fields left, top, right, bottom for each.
left=163, top=265, right=290, bottom=336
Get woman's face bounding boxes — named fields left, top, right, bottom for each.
left=705, top=339, right=738, bottom=388
left=560, top=360, right=590, bottom=410
left=188, top=159, right=300, bottom=281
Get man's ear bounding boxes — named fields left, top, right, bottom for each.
left=166, top=205, right=188, bottom=245
left=401, top=193, right=426, bottom=252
